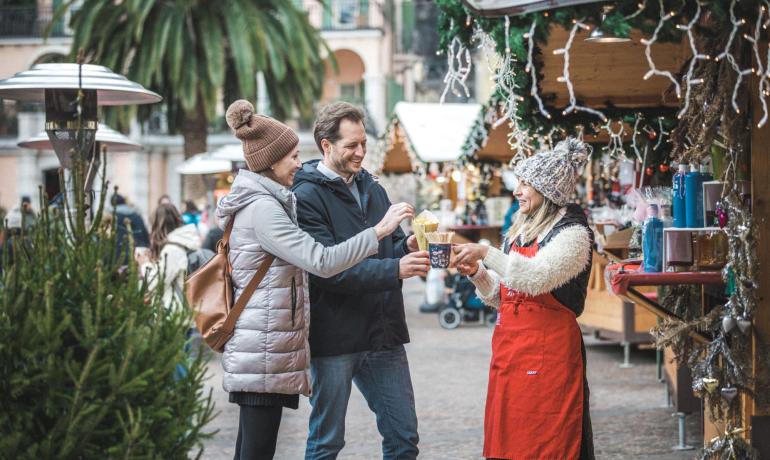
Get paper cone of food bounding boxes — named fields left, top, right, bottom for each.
left=413, top=210, right=440, bottom=251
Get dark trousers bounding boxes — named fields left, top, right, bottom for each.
left=234, top=405, right=283, bottom=460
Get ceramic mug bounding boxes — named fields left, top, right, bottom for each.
left=428, top=242, right=452, bottom=269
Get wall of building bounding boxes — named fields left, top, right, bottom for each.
left=0, top=41, right=69, bottom=79
left=0, top=154, right=18, bottom=212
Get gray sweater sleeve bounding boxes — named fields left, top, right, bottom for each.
left=251, top=199, right=379, bottom=278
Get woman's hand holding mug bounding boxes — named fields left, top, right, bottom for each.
left=375, top=202, right=414, bottom=240
left=453, top=243, right=489, bottom=267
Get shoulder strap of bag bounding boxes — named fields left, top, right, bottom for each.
left=218, top=215, right=275, bottom=336
left=220, top=217, right=235, bottom=249
left=221, top=254, right=275, bottom=336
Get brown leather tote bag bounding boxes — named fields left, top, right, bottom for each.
left=185, top=218, right=274, bottom=352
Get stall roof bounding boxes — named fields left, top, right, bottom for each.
left=394, top=102, right=481, bottom=163
left=463, top=0, right=600, bottom=17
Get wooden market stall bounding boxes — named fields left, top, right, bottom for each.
left=381, top=102, right=511, bottom=247
left=461, top=24, right=686, bottom=362
left=449, top=0, right=770, bottom=454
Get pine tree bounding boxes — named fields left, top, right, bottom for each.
left=0, top=157, right=215, bottom=458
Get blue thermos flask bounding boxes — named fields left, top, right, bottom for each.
left=672, top=163, right=687, bottom=228
left=643, top=204, right=664, bottom=272
left=685, top=164, right=703, bottom=228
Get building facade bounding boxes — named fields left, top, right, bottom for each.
left=0, top=0, right=437, bottom=217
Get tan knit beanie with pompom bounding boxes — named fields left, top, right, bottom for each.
left=225, top=99, right=299, bottom=172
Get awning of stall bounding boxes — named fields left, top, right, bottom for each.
left=460, top=19, right=687, bottom=163
left=463, top=0, right=601, bottom=17
left=381, top=102, right=482, bottom=173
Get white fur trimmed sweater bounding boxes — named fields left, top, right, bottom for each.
left=470, top=205, right=593, bottom=315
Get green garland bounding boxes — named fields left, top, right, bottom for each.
left=435, top=0, right=767, bottom=165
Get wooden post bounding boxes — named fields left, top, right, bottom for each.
left=749, top=62, right=770, bottom=449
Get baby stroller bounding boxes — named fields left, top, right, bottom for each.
left=438, top=272, right=497, bottom=329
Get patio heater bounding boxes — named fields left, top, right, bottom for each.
left=0, top=63, right=161, bottom=207
left=18, top=124, right=142, bottom=196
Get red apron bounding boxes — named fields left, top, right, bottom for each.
left=483, top=241, right=584, bottom=460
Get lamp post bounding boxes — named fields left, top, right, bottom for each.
left=0, top=63, right=161, bottom=209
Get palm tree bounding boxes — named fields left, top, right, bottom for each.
left=52, top=0, right=325, bottom=186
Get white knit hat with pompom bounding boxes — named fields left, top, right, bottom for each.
left=513, top=138, right=591, bottom=207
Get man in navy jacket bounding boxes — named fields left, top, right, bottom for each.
left=292, top=102, right=429, bottom=460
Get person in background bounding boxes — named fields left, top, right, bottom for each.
left=182, top=200, right=201, bottom=227
left=201, top=210, right=224, bottom=253
left=453, top=138, right=595, bottom=460
left=157, top=194, right=173, bottom=206
left=1, top=206, right=22, bottom=273
left=19, top=196, right=37, bottom=229
left=292, top=102, right=428, bottom=460
left=112, top=193, right=150, bottom=263
left=218, top=99, right=413, bottom=460
left=135, top=203, right=200, bottom=310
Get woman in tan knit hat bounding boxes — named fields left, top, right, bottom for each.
left=217, top=99, right=414, bottom=459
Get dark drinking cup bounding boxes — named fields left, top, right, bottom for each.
left=428, top=243, right=452, bottom=269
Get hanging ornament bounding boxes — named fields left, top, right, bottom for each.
left=659, top=164, right=670, bottom=173
left=716, top=202, right=729, bottom=228
left=737, top=316, right=752, bottom=334
left=722, top=315, right=737, bottom=333
left=720, top=386, right=738, bottom=403
left=645, top=167, right=654, bottom=176
left=647, top=130, right=658, bottom=141
left=702, top=377, right=719, bottom=393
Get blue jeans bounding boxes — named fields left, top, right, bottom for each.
left=305, top=345, right=419, bottom=460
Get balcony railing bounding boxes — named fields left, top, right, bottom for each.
left=300, top=0, right=383, bottom=31
left=0, top=6, right=73, bottom=39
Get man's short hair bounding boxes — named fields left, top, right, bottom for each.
left=313, top=102, right=366, bottom=153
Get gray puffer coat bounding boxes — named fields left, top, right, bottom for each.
left=216, top=170, right=380, bottom=396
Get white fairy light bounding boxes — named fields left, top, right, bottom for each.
left=489, top=15, right=534, bottom=163
left=717, top=0, right=756, bottom=115
left=507, top=121, right=533, bottom=165
left=655, top=117, right=669, bottom=151
left=440, top=20, right=472, bottom=104
left=493, top=56, right=520, bottom=127
left=602, top=119, right=626, bottom=158
left=524, top=20, right=551, bottom=119
left=631, top=114, right=644, bottom=162
left=640, top=0, right=681, bottom=98
left=473, top=27, right=500, bottom=75
left=554, top=20, right=607, bottom=120
left=624, top=1, right=647, bottom=20
left=748, top=1, right=770, bottom=127
left=575, top=125, right=585, bottom=143
left=678, top=2, right=712, bottom=119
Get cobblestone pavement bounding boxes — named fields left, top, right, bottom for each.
left=201, top=278, right=703, bottom=459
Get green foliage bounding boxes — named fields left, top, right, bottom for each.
left=0, top=160, right=215, bottom=459
left=52, top=0, right=326, bottom=131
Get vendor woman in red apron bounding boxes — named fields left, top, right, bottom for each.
left=454, top=138, right=595, bottom=460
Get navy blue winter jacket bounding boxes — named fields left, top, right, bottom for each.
left=292, top=160, right=411, bottom=357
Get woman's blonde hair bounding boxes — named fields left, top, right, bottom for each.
left=506, top=193, right=563, bottom=246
